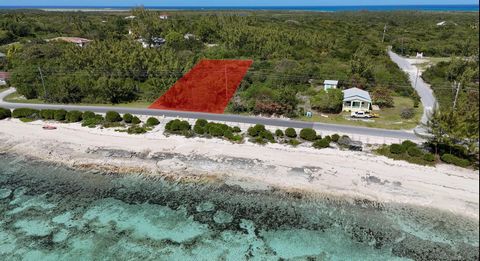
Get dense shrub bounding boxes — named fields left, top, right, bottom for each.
left=123, top=113, right=133, bottom=123
left=209, top=125, right=224, bottom=137
left=40, top=109, right=55, bottom=120
left=223, top=129, right=234, bottom=140
left=389, top=144, right=405, bottom=154
left=131, top=116, right=141, bottom=124
left=146, top=117, right=160, bottom=126
left=0, top=107, right=11, bottom=120
left=331, top=134, right=340, bottom=142
left=275, top=129, right=284, bottom=137
left=323, top=135, right=331, bottom=143
left=285, top=128, right=297, bottom=138
left=400, top=108, right=415, bottom=119
left=260, top=130, right=275, bottom=143
left=313, top=139, right=330, bottom=149
left=12, top=108, right=39, bottom=119
left=300, top=128, right=317, bottom=141
left=127, top=125, right=147, bottom=134
left=165, top=119, right=191, bottom=133
left=82, top=114, right=104, bottom=128
left=105, top=111, right=122, bottom=122
left=441, top=154, right=470, bottom=168
left=54, top=109, right=67, bottom=121
left=82, top=111, right=96, bottom=120
left=193, top=124, right=205, bottom=135
left=423, top=153, right=436, bottom=162
left=407, top=146, right=423, bottom=157
left=66, top=110, right=83, bottom=123
left=401, top=140, right=417, bottom=150
left=310, top=89, right=344, bottom=113
left=232, top=126, right=241, bottom=133
left=195, top=119, right=208, bottom=127
left=248, top=124, right=266, bottom=137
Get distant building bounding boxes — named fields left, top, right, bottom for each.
left=184, top=33, right=196, bottom=40
left=0, top=72, right=10, bottom=86
left=125, top=15, right=136, bottom=20
left=323, top=80, right=339, bottom=91
left=137, top=37, right=166, bottom=48
left=342, top=87, right=372, bottom=112
left=48, top=37, right=92, bottom=47
left=437, top=21, right=447, bottom=26
left=416, top=52, right=424, bottom=59
left=159, top=14, right=170, bottom=20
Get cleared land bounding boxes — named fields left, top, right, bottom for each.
left=149, top=60, right=253, bottom=113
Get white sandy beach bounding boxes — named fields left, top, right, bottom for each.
left=0, top=118, right=478, bottom=220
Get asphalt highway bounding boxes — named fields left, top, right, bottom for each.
left=0, top=87, right=419, bottom=140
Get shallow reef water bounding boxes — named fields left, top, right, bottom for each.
left=0, top=154, right=478, bottom=260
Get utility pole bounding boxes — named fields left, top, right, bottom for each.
left=38, top=67, right=47, bottom=100
left=453, top=81, right=461, bottom=109
left=382, top=23, right=387, bottom=43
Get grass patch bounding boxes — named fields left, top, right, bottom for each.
left=300, top=96, right=423, bottom=130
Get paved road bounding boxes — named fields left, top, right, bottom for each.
left=0, top=87, right=419, bottom=140
left=388, top=50, right=438, bottom=125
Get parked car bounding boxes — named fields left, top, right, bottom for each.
left=351, top=111, right=372, bottom=118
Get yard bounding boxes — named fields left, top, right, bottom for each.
left=299, top=96, right=423, bottom=130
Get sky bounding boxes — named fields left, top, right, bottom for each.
left=0, top=0, right=478, bottom=6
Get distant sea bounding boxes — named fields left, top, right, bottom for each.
left=0, top=5, right=479, bottom=12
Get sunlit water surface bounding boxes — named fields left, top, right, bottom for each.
left=0, top=154, right=478, bottom=260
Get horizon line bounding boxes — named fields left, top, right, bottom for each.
left=0, top=4, right=478, bottom=7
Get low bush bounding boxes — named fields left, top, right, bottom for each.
left=323, top=135, right=331, bottom=143
left=331, top=134, right=340, bottom=142
left=40, top=109, right=55, bottom=120
left=0, top=107, right=11, bottom=120
left=165, top=119, right=191, bottom=133
left=407, top=146, right=423, bottom=157
left=54, top=109, right=67, bottom=121
left=288, top=139, right=301, bottom=147
left=209, top=125, right=224, bottom=137
left=195, top=119, right=208, bottom=127
left=232, top=126, right=241, bottom=133
left=123, top=113, right=133, bottom=123
left=131, top=116, right=141, bottom=124
left=223, top=129, right=234, bottom=140
left=248, top=124, right=266, bottom=137
left=313, top=138, right=330, bottom=149
left=400, top=108, right=415, bottom=119
left=441, top=154, right=470, bottom=168
left=66, top=110, right=83, bottom=123
left=260, top=130, right=275, bottom=143
left=82, top=114, right=104, bottom=128
left=82, top=111, right=96, bottom=120
left=423, top=153, right=436, bottom=162
left=401, top=140, right=417, bottom=150
left=285, top=128, right=297, bottom=138
left=300, top=128, right=317, bottom=141
left=105, top=111, right=122, bottom=122
left=102, top=122, right=125, bottom=128
left=275, top=129, right=284, bottom=137
left=389, top=144, right=405, bottom=154
left=146, top=117, right=160, bottom=126
left=127, top=125, right=147, bottom=134
left=193, top=124, right=205, bottom=135
left=12, top=108, right=39, bottom=119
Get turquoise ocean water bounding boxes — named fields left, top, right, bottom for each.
left=0, top=154, right=478, bottom=260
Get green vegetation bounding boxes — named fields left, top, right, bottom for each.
left=313, top=139, right=330, bottom=149
left=123, top=113, right=134, bottom=123
left=105, top=111, right=122, bottom=122
left=285, top=128, right=297, bottom=138
left=54, top=109, right=67, bottom=121
left=146, top=117, right=160, bottom=126
left=0, top=107, right=11, bottom=119
left=377, top=142, right=434, bottom=166
left=440, top=154, right=471, bottom=168
left=65, top=110, right=83, bottom=122
left=6, top=10, right=473, bottom=117
left=299, top=128, right=317, bottom=141
left=12, top=108, right=39, bottom=119
left=167, top=118, right=242, bottom=142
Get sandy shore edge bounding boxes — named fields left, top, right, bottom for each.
left=0, top=118, right=478, bottom=220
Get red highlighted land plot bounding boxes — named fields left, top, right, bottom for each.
left=149, top=59, right=253, bottom=113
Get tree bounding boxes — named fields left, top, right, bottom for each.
left=371, top=86, right=394, bottom=108
left=310, top=89, right=344, bottom=113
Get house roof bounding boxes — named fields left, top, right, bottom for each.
left=324, top=80, right=338, bottom=85
left=0, top=72, right=10, bottom=79
left=343, top=87, right=371, bottom=102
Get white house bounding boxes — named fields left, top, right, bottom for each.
left=342, top=87, right=372, bottom=112
left=323, top=80, right=338, bottom=91
left=124, top=15, right=136, bottom=20
left=159, top=14, right=170, bottom=20
left=184, top=33, right=196, bottom=40
left=137, top=37, right=166, bottom=48
left=416, top=52, right=424, bottom=59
